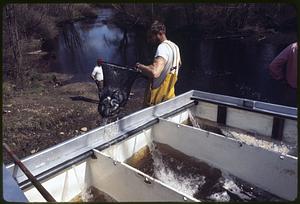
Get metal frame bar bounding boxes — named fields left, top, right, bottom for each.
left=20, top=150, right=94, bottom=190
left=6, top=91, right=194, bottom=185
left=19, top=101, right=196, bottom=189
left=191, top=91, right=297, bottom=120
left=3, top=165, right=28, bottom=202
left=4, top=143, right=56, bottom=201
left=5, top=90, right=297, bottom=190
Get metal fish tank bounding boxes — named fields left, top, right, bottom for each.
left=4, top=90, right=297, bottom=202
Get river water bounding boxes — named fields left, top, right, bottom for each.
left=125, top=142, right=284, bottom=202
left=52, top=8, right=297, bottom=107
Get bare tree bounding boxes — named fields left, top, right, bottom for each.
left=5, top=4, right=23, bottom=88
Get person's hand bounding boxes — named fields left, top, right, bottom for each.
left=135, top=62, right=142, bottom=72
left=136, top=62, right=141, bottom=68
left=90, top=75, right=94, bottom=80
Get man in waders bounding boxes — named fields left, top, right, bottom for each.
left=136, top=20, right=181, bottom=106
left=91, top=58, right=104, bottom=95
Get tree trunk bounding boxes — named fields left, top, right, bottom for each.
left=5, top=4, right=23, bottom=88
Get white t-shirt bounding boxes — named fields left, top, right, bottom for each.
left=153, top=40, right=181, bottom=89
left=91, top=65, right=104, bottom=81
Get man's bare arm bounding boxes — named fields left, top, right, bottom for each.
left=136, top=57, right=166, bottom=79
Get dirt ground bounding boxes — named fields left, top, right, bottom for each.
left=2, top=73, right=147, bottom=164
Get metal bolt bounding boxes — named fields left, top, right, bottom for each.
left=91, top=153, right=97, bottom=160
left=144, top=177, right=151, bottom=184
left=206, top=131, right=209, bottom=137
left=280, top=155, right=284, bottom=160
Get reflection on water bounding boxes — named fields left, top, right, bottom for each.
left=54, top=8, right=137, bottom=75
left=53, top=8, right=296, bottom=107
left=126, top=142, right=284, bottom=202
left=175, top=38, right=297, bottom=106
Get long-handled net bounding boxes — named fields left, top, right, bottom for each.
left=99, top=62, right=141, bottom=117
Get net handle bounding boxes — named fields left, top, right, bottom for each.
left=102, top=62, right=140, bottom=73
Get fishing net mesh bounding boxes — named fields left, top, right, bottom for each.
left=99, top=63, right=141, bottom=117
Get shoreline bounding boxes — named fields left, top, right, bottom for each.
left=3, top=72, right=147, bottom=164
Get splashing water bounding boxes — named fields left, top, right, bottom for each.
left=72, top=166, right=94, bottom=202
left=208, top=191, right=230, bottom=202
left=154, top=162, right=206, bottom=197
left=103, top=122, right=119, bottom=143
left=188, top=110, right=200, bottom=128
left=80, top=187, right=94, bottom=202
left=127, top=142, right=284, bottom=202
left=148, top=143, right=206, bottom=198
left=223, top=178, right=253, bottom=201
left=101, top=117, right=109, bottom=126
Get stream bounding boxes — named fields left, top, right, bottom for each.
left=51, top=8, right=297, bottom=107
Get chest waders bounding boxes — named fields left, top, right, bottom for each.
left=144, top=41, right=180, bottom=107
left=144, top=72, right=178, bottom=106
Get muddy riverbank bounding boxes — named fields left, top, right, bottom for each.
left=2, top=72, right=147, bottom=164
